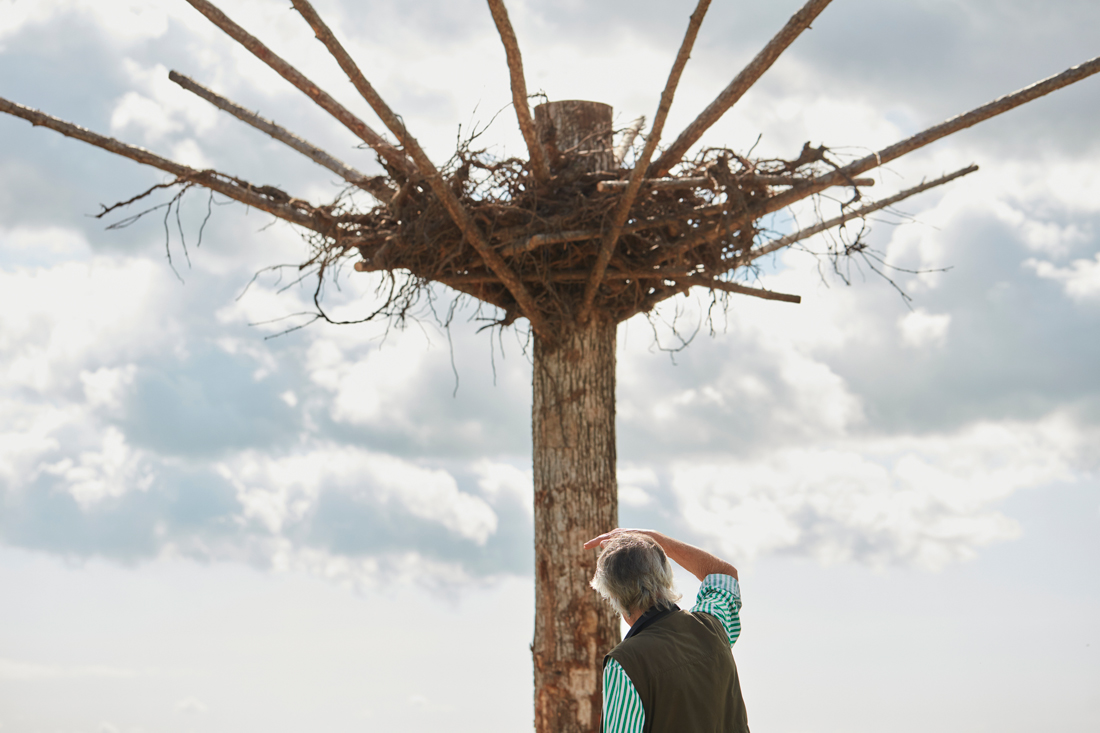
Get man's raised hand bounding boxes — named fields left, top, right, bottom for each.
left=583, top=528, right=655, bottom=550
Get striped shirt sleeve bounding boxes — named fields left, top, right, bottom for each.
left=602, top=658, right=645, bottom=733
left=690, top=573, right=742, bottom=645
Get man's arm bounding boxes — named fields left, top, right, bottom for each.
left=583, top=528, right=738, bottom=581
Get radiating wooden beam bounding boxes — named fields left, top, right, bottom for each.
left=182, top=0, right=414, bottom=179
left=291, top=0, right=552, bottom=339
left=0, top=96, right=319, bottom=229
left=168, top=71, right=394, bottom=201
left=578, top=0, right=712, bottom=324
left=756, top=55, right=1100, bottom=220
left=486, top=0, right=550, bottom=183
left=747, top=164, right=979, bottom=261
left=649, top=0, right=833, bottom=177
left=661, top=54, right=1100, bottom=263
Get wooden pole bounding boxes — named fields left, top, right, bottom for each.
left=531, top=100, right=619, bottom=733
left=534, top=100, right=614, bottom=173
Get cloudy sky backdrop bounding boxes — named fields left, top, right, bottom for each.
left=1, top=0, right=1098, bottom=731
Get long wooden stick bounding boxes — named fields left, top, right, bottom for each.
left=290, top=0, right=551, bottom=339
left=747, top=164, right=979, bottom=262
left=437, top=267, right=696, bottom=284
left=168, top=71, right=393, bottom=201
left=756, top=55, right=1100, bottom=220
left=486, top=0, right=550, bottom=183
left=501, top=202, right=730, bottom=255
left=663, top=54, right=1100, bottom=263
left=578, top=0, right=712, bottom=324
left=182, top=0, right=413, bottom=180
left=503, top=175, right=873, bottom=256
left=649, top=0, right=833, bottom=177
left=698, top=277, right=801, bottom=303
left=595, top=174, right=874, bottom=191
left=0, top=96, right=319, bottom=229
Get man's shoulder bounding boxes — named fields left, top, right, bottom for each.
left=610, top=610, right=727, bottom=659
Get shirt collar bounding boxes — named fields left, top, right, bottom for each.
left=623, top=601, right=680, bottom=640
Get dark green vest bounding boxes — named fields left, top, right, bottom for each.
left=605, top=610, right=750, bottom=733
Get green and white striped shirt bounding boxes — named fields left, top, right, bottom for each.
left=601, top=574, right=742, bottom=733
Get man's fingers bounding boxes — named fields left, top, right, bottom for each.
left=583, top=528, right=627, bottom=549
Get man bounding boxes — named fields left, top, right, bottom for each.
left=584, top=528, right=750, bottom=733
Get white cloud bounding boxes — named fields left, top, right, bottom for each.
left=80, top=365, right=137, bottom=410
left=2, top=0, right=1098, bottom=588
left=266, top=543, right=474, bottom=589
left=898, top=308, right=952, bottom=348
left=41, top=426, right=154, bottom=508
left=0, top=0, right=170, bottom=47
left=618, top=466, right=658, bottom=509
left=473, top=459, right=533, bottom=515
left=1026, top=253, right=1100, bottom=303
left=110, top=90, right=183, bottom=143
left=0, top=224, right=89, bottom=261
left=0, top=257, right=176, bottom=393
left=674, top=415, right=1084, bottom=570
left=219, top=446, right=498, bottom=544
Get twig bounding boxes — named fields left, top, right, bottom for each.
left=181, top=0, right=414, bottom=180
left=168, top=71, right=394, bottom=201
left=614, top=116, right=645, bottom=166
left=291, top=0, right=552, bottom=340
left=486, top=0, right=550, bottom=183
left=94, top=180, right=183, bottom=218
left=0, top=96, right=319, bottom=229
left=650, top=0, right=833, bottom=176
left=578, top=0, right=712, bottom=324
left=747, top=164, right=979, bottom=262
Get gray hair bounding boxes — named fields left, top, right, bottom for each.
left=590, top=533, right=681, bottom=617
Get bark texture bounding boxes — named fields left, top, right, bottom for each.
left=534, top=100, right=614, bottom=173
left=532, top=99, right=619, bottom=733
left=533, top=314, right=619, bottom=733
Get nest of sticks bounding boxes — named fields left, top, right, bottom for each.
left=3, top=0, right=1093, bottom=342
left=319, top=141, right=859, bottom=327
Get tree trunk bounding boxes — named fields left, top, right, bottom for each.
left=532, top=100, right=619, bottom=733
left=533, top=314, right=619, bottom=733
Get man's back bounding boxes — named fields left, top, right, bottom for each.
left=606, top=609, right=749, bottom=733
left=584, top=530, right=750, bottom=733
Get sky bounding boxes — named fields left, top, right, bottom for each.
left=1, top=0, right=1098, bottom=731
